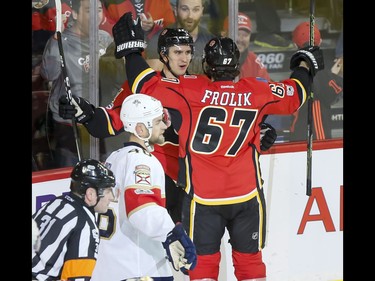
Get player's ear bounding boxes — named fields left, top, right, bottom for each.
left=135, top=123, right=149, bottom=138
left=161, top=52, right=168, bottom=64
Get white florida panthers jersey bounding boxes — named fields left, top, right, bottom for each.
left=91, top=142, right=176, bottom=280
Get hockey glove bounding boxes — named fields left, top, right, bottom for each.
left=290, top=46, right=324, bottom=77
left=58, top=95, right=94, bottom=124
left=162, top=223, right=197, bottom=272
left=260, top=122, right=277, bottom=151
left=112, top=12, right=146, bottom=59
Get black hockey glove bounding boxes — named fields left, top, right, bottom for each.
left=290, top=46, right=324, bottom=77
left=162, top=223, right=197, bottom=272
left=260, top=122, right=277, bottom=151
left=59, top=95, right=94, bottom=124
left=112, top=12, right=146, bottom=59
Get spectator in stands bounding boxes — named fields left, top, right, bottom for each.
left=146, top=0, right=214, bottom=74
left=252, top=0, right=293, bottom=49
left=40, top=0, right=113, bottom=167
left=222, top=12, right=271, bottom=80
left=289, top=21, right=343, bottom=141
left=101, top=0, right=176, bottom=40
left=32, top=159, right=116, bottom=281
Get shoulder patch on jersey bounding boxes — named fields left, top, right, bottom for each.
left=286, top=85, right=294, bottom=96
left=161, top=77, right=180, bottom=84
left=134, top=165, right=151, bottom=185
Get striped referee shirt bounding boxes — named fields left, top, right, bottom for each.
left=32, top=193, right=99, bottom=281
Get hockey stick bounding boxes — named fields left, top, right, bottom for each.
left=306, top=0, right=315, bottom=196
left=55, top=0, right=82, bottom=161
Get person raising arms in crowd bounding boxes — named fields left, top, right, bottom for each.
left=32, top=159, right=116, bottom=280
left=109, top=12, right=324, bottom=280
left=91, top=94, right=197, bottom=280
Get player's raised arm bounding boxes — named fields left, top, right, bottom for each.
left=289, top=46, right=324, bottom=103
left=112, top=12, right=156, bottom=93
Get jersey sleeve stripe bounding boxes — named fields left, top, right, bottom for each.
left=61, top=258, right=96, bottom=280
left=131, top=67, right=156, bottom=93
left=291, top=78, right=307, bottom=110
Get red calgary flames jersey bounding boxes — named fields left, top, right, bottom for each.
left=132, top=73, right=306, bottom=205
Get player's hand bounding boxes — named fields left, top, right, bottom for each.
left=162, top=223, right=197, bottom=272
left=260, top=122, right=277, bottom=151
left=290, top=46, right=324, bottom=77
left=59, top=95, right=94, bottom=123
left=112, top=12, right=146, bottom=59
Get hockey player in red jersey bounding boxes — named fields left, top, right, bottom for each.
left=58, top=27, right=277, bottom=224
left=108, top=12, right=324, bottom=280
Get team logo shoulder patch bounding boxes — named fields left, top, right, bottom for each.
left=286, top=85, right=294, bottom=96
left=134, top=165, right=151, bottom=185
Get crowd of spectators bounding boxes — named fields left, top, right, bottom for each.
left=32, top=0, right=343, bottom=171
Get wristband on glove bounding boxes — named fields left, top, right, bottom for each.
left=58, top=95, right=94, bottom=124
left=290, top=46, right=324, bottom=77
left=162, top=223, right=197, bottom=272
left=112, top=12, right=146, bottom=59
left=260, top=122, right=277, bottom=151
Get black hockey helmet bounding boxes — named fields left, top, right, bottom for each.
left=202, top=37, right=240, bottom=80
left=158, top=28, right=194, bottom=63
left=70, top=159, right=115, bottom=198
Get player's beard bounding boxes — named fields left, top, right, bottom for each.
left=150, top=134, right=166, bottom=145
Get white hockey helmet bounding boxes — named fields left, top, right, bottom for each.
left=120, top=94, right=164, bottom=141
